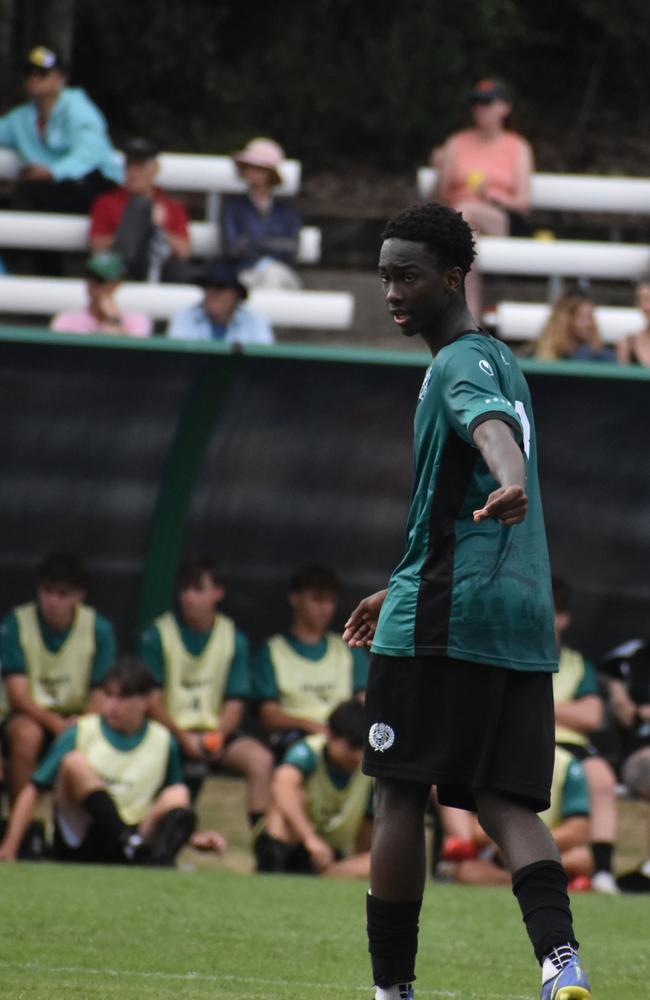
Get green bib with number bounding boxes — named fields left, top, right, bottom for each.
left=156, top=611, right=235, bottom=730
left=304, top=734, right=371, bottom=855
left=15, top=601, right=95, bottom=713
left=268, top=634, right=354, bottom=724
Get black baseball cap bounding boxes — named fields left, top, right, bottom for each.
left=24, top=46, right=65, bottom=75
left=122, top=138, right=160, bottom=163
left=470, top=78, right=512, bottom=104
left=196, top=262, right=248, bottom=299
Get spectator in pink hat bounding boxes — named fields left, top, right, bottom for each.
left=220, top=137, right=302, bottom=290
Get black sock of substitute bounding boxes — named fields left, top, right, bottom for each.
left=592, top=841, right=613, bottom=873
left=248, top=811, right=264, bottom=828
left=512, top=860, right=578, bottom=965
left=366, top=893, right=421, bottom=988
left=82, top=789, right=127, bottom=848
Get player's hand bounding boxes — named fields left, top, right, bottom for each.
left=180, top=731, right=204, bottom=760
left=304, top=833, right=335, bottom=872
left=343, top=589, right=388, bottom=647
left=21, top=164, right=53, bottom=181
left=610, top=691, right=638, bottom=728
left=190, top=829, right=228, bottom=854
left=473, top=485, right=527, bottom=526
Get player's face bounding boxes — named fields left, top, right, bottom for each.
left=178, top=573, right=224, bottom=624
left=379, top=238, right=457, bottom=339
left=290, top=588, right=338, bottom=634
left=102, top=683, right=149, bottom=733
left=37, top=582, right=84, bottom=631
left=327, top=735, right=363, bottom=772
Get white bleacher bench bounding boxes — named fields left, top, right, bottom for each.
left=0, top=210, right=321, bottom=263
left=0, top=276, right=354, bottom=329
left=417, top=167, right=650, bottom=214
left=488, top=301, right=644, bottom=343
left=477, top=236, right=650, bottom=280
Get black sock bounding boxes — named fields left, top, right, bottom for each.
left=512, top=860, right=578, bottom=965
left=591, top=841, right=613, bottom=874
left=366, top=892, right=421, bottom=988
left=248, top=811, right=264, bottom=828
left=254, top=831, right=291, bottom=873
left=82, top=789, right=126, bottom=848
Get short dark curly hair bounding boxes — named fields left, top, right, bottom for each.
left=381, top=202, right=476, bottom=276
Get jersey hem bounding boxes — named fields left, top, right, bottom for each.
left=370, top=641, right=557, bottom=672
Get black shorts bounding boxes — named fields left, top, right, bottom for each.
left=363, top=653, right=555, bottom=813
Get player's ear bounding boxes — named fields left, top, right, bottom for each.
left=444, top=266, right=463, bottom=294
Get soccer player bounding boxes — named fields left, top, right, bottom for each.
left=254, top=699, right=373, bottom=877
left=343, top=203, right=591, bottom=1000
left=252, top=566, right=368, bottom=756
left=0, top=551, right=116, bottom=803
left=0, top=659, right=195, bottom=866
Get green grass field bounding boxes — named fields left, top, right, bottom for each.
left=0, top=861, right=648, bottom=1000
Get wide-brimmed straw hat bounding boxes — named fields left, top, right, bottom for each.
left=232, top=137, right=284, bottom=186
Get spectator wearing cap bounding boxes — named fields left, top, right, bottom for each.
left=431, top=77, right=534, bottom=318
left=166, top=262, right=274, bottom=344
left=220, top=137, right=302, bottom=291
left=90, top=138, right=192, bottom=283
left=0, top=46, right=120, bottom=215
left=50, top=251, right=151, bottom=337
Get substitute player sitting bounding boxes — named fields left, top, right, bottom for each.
left=0, top=551, right=116, bottom=804
left=343, top=203, right=590, bottom=1000
left=252, top=566, right=368, bottom=756
left=0, top=659, right=195, bottom=865
left=254, top=699, right=372, bottom=877
left=140, top=558, right=273, bottom=827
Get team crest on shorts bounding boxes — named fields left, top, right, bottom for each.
left=368, top=722, right=395, bottom=752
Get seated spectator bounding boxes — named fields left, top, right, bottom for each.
left=0, top=46, right=120, bottom=214
left=0, top=551, right=116, bottom=804
left=534, top=291, right=615, bottom=361
left=254, top=700, right=372, bottom=877
left=166, top=262, right=273, bottom=344
left=445, top=747, right=592, bottom=887
left=90, top=138, right=192, bottom=283
left=252, top=566, right=368, bottom=758
left=50, top=251, right=151, bottom=337
left=600, top=638, right=650, bottom=892
left=616, top=277, right=650, bottom=366
left=0, top=659, right=197, bottom=866
left=433, top=78, right=533, bottom=317
left=140, top=558, right=273, bottom=825
left=551, top=576, right=619, bottom=893
left=221, top=137, right=302, bottom=290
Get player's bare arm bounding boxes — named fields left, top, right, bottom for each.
left=471, top=419, right=527, bottom=525
left=343, top=589, right=388, bottom=648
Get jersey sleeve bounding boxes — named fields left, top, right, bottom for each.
left=352, top=647, right=369, bottom=692
left=90, top=614, right=117, bottom=685
left=282, top=738, right=317, bottom=778
left=440, top=346, right=523, bottom=447
left=163, top=735, right=185, bottom=787
left=138, top=625, right=165, bottom=686
left=250, top=642, right=280, bottom=702
left=32, top=725, right=78, bottom=789
left=574, top=659, right=600, bottom=699
left=560, top=757, right=591, bottom=818
left=0, top=611, right=26, bottom=676
left=224, top=629, right=252, bottom=699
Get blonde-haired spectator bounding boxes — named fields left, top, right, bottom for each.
left=534, top=292, right=614, bottom=362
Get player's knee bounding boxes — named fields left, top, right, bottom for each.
left=373, top=778, right=430, bottom=821
left=8, top=715, right=44, bottom=756
left=585, top=757, right=616, bottom=796
left=60, top=750, right=89, bottom=776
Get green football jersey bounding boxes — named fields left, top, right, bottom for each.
left=372, top=332, right=557, bottom=671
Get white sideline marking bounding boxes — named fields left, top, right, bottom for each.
left=0, top=961, right=534, bottom=999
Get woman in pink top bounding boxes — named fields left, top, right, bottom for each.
left=50, top=251, right=151, bottom=337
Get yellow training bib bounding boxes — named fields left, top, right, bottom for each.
left=304, top=734, right=372, bottom=855
left=268, top=634, right=355, bottom=724
left=15, top=602, right=95, bottom=713
left=553, top=647, right=590, bottom=747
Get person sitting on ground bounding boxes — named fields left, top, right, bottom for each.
left=616, top=276, right=650, bottom=366
left=254, top=699, right=372, bottom=877
left=445, top=745, right=592, bottom=888
left=90, top=138, right=192, bottom=283
left=600, top=638, right=650, bottom=892
left=0, top=658, right=199, bottom=866
left=166, top=261, right=273, bottom=343
left=0, top=551, right=116, bottom=805
left=534, top=291, right=614, bottom=361
left=0, top=46, right=120, bottom=214
left=433, top=77, right=533, bottom=318
left=550, top=576, right=619, bottom=893
left=140, top=558, right=273, bottom=827
left=50, top=251, right=151, bottom=337
left=251, top=566, right=369, bottom=758
left=221, top=137, right=302, bottom=290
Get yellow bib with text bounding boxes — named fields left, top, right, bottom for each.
left=304, top=734, right=372, bottom=855
left=76, top=714, right=170, bottom=825
left=553, top=647, right=590, bottom=747
left=15, top=602, right=95, bottom=713
left=268, top=634, right=354, bottom=724
left=156, top=611, right=236, bottom=730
